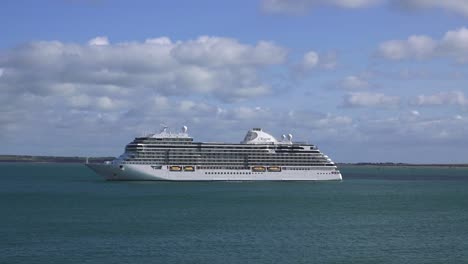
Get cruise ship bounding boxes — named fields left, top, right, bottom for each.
left=87, top=127, right=342, bottom=181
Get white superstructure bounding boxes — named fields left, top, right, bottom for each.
left=87, top=127, right=342, bottom=181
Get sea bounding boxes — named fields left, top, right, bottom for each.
left=1, top=163, right=468, bottom=264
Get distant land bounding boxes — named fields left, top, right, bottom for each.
left=0, top=155, right=115, bottom=164
left=338, top=162, right=468, bottom=167
left=1, top=155, right=468, bottom=167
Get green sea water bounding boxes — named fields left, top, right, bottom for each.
left=1, top=163, right=468, bottom=264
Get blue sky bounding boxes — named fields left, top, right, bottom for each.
left=1, top=0, right=468, bottom=163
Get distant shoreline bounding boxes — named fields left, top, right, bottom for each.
left=0, top=155, right=115, bottom=164
left=1, top=155, right=467, bottom=167
left=337, top=163, right=468, bottom=168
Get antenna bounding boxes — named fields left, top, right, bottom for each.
left=160, top=123, right=168, bottom=133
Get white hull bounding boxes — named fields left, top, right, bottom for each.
left=86, top=164, right=342, bottom=181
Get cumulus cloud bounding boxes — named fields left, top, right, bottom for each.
left=377, top=35, right=436, bottom=60
left=261, top=0, right=381, bottom=14
left=0, top=36, right=287, bottom=104
left=262, top=0, right=468, bottom=17
left=0, top=35, right=291, bottom=151
left=131, top=97, right=468, bottom=163
left=343, top=92, right=400, bottom=107
left=377, top=27, right=468, bottom=62
left=171, top=36, right=286, bottom=66
left=88, top=36, right=109, bottom=46
left=411, top=91, right=468, bottom=107
left=440, top=27, right=468, bottom=61
left=395, top=0, right=468, bottom=17
left=0, top=73, right=359, bottom=155
left=295, top=50, right=338, bottom=74
left=319, top=52, right=338, bottom=70
left=301, top=51, right=319, bottom=69
left=358, top=114, right=468, bottom=145
left=339, top=75, right=370, bottom=89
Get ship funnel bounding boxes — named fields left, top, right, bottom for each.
left=182, top=125, right=188, bottom=133
left=287, top=134, right=293, bottom=142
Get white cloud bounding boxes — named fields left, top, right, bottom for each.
left=67, top=94, right=125, bottom=110
left=334, top=0, right=382, bottom=8
left=69, top=94, right=92, bottom=108
left=440, top=27, right=468, bottom=62
left=358, top=114, right=468, bottom=145
left=233, top=106, right=270, bottom=120
left=318, top=52, right=338, bottom=70
left=377, top=35, right=436, bottom=60
left=0, top=36, right=287, bottom=103
left=343, top=92, right=400, bottom=107
left=340, top=75, right=370, bottom=89
left=145, top=37, right=172, bottom=45
left=315, top=114, right=353, bottom=128
left=295, top=50, right=338, bottom=73
left=3, top=84, right=468, bottom=162
left=0, top=35, right=290, bottom=146
left=261, top=0, right=381, bottom=14
left=172, top=36, right=286, bottom=66
left=302, top=51, right=319, bottom=69
left=395, top=0, right=468, bottom=17
left=88, top=36, right=109, bottom=46
left=262, top=0, right=468, bottom=17
left=96, top=96, right=116, bottom=110
left=377, top=27, right=468, bottom=62
left=152, top=95, right=170, bottom=111
left=411, top=91, right=468, bottom=107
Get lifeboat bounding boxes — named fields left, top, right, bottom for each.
left=169, top=166, right=182, bottom=171
left=183, top=166, right=195, bottom=171
left=267, top=166, right=282, bottom=172
left=251, top=166, right=266, bottom=172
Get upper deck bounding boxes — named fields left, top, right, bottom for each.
left=132, top=127, right=304, bottom=146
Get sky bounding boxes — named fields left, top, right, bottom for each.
left=1, top=0, right=468, bottom=163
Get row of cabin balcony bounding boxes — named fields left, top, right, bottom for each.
left=128, top=144, right=312, bottom=148
left=127, top=150, right=323, bottom=156
left=130, top=151, right=323, bottom=154
left=132, top=156, right=328, bottom=160
left=127, top=151, right=322, bottom=156
left=128, top=154, right=324, bottom=159
left=128, top=151, right=324, bottom=155
left=125, top=158, right=332, bottom=163
left=131, top=155, right=329, bottom=160
left=128, top=154, right=326, bottom=159
left=127, top=144, right=311, bottom=149
left=123, top=161, right=334, bottom=166
left=127, top=156, right=331, bottom=161
left=125, top=149, right=320, bottom=155
left=129, top=161, right=332, bottom=165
